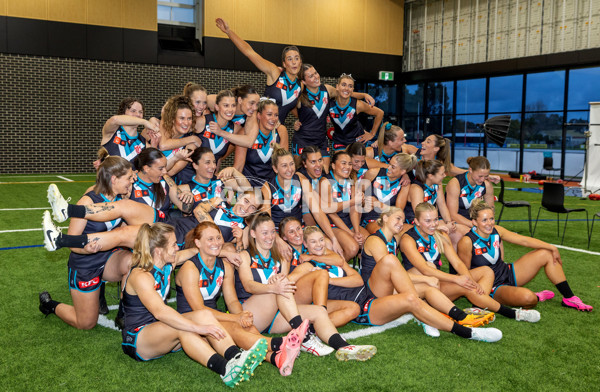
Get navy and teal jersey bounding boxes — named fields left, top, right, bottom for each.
left=121, top=264, right=173, bottom=334
left=362, top=168, right=402, bottom=224
left=103, top=126, right=146, bottom=167
left=297, top=166, right=322, bottom=191
left=360, top=230, right=398, bottom=284
left=67, top=191, right=123, bottom=270
left=176, top=255, right=225, bottom=313
left=263, top=71, right=302, bottom=123
left=234, top=251, right=282, bottom=302
left=371, top=146, right=395, bottom=164
left=161, top=133, right=192, bottom=161
left=404, top=180, right=438, bottom=223
left=466, top=227, right=510, bottom=287
left=173, top=216, right=199, bottom=249
left=242, top=129, right=279, bottom=187
left=199, top=113, right=235, bottom=161
left=130, top=176, right=171, bottom=213
left=232, top=113, right=247, bottom=127
left=289, top=244, right=308, bottom=273
left=356, top=162, right=369, bottom=181
left=187, top=175, right=224, bottom=208
left=307, top=257, right=351, bottom=300
left=209, top=201, right=246, bottom=243
left=329, top=98, right=364, bottom=149
left=267, top=173, right=304, bottom=228
left=294, top=84, right=330, bottom=145
left=454, top=172, right=486, bottom=219
left=324, top=172, right=353, bottom=229
left=401, top=227, right=442, bottom=271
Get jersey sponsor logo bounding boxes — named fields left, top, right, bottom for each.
left=157, top=210, right=165, bottom=219
left=310, top=92, right=328, bottom=118
left=134, top=190, right=143, bottom=198
left=329, top=105, right=356, bottom=130
left=114, top=137, right=122, bottom=144
left=78, top=276, right=100, bottom=289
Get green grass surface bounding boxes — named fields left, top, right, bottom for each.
left=1, top=174, right=599, bottom=391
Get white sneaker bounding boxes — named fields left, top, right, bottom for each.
left=221, top=338, right=267, bottom=387
left=301, top=334, right=334, bottom=357
left=469, top=327, right=503, bottom=343
left=415, top=319, right=440, bottom=338
left=335, top=345, right=377, bottom=361
left=47, top=184, right=69, bottom=223
left=42, top=210, right=60, bottom=251
left=515, top=308, right=541, bottom=323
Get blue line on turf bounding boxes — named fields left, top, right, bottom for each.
left=499, top=219, right=590, bottom=222
left=0, top=244, right=44, bottom=251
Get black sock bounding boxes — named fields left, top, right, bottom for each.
left=270, top=352, right=279, bottom=366
left=448, top=306, right=468, bottom=321
left=556, top=281, right=575, bottom=298
left=327, top=333, right=348, bottom=350
left=496, top=305, right=516, bottom=319
left=67, top=204, right=86, bottom=218
left=207, top=354, right=227, bottom=376
left=288, top=315, right=303, bottom=330
left=308, top=324, right=316, bottom=335
left=270, top=337, right=283, bottom=352
left=451, top=323, right=472, bottom=339
left=56, top=233, right=88, bottom=249
left=48, top=299, right=60, bottom=314
left=224, top=345, right=241, bottom=361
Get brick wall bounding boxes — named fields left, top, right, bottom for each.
left=0, top=53, right=336, bottom=173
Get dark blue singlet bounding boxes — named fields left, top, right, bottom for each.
left=176, top=255, right=225, bottom=313
left=267, top=173, right=304, bottom=228
left=454, top=172, right=486, bottom=219
left=297, top=167, right=322, bottom=192
left=234, top=251, right=281, bottom=302
left=360, top=230, right=398, bottom=284
left=199, top=113, right=235, bottom=161
left=209, top=201, right=246, bottom=243
left=466, top=227, right=514, bottom=288
left=186, top=175, right=224, bottom=209
left=401, top=227, right=442, bottom=271
left=130, top=176, right=171, bottom=213
left=263, top=71, right=302, bottom=123
left=362, top=168, right=403, bottom=224
left=242, top=129, right=279, bottom=187
left=329, top=97, right=364, bottom=150
left=103, top=126, right=146, bottom=167
left=404, top=181, right=438, bottom=223
left=371, top=146, right=396, bottom=165
left=324, top=172, right=353, bottom=229
left=293, top=84, right=330, bottom=157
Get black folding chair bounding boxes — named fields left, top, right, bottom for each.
left=588, top=212, right=600, bottom=248
left=496, top=179, right=532, bottom=235
left=532, top=182, right=589, bottom=244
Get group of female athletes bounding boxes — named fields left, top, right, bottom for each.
left=37, top=18, right=592, bottom=388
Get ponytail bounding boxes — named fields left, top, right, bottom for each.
left=132, top=223, right=175, bottom=272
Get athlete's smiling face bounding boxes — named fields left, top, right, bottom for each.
left=386, top=159, right=406, bottom=179
left=111, top=168, right=135, bottom=196
left=304, top=231, right=326, bottom=256
left=193, top=152, right=217, bottom=181
left=251, top=220, right=277, bottom=251
left=273, top=155, right=296, bottom=181
left=216, top=97, right=236, bottom=122
left=257, top=103, right=279, bottom=132
left=303, top=67, right=321, bottom=89
left=473, top=208, right=495, bottom=236
left=304, top=152, right=323, bottom=179
left=190, top=90, right=208, bottom=117
left=336, top=77, right=354, bottom=99
left=239, top=93, right=260, bottom=117
left=332, top=153, right=352, bottom=179
left=383, top=211, right=405, bottom=235
left=281, top=219, right=303, bottom=247
left=427, top=165, right=446, bottom=185
left=388, top=129, right=407, bottom=151
left=195, top=227, right=224, bottom=258
left=350, top=154, right=366, bottom=172
left=125, top=102, right=144, bottom=119
left=174, top=108, right=193, bottom=135
left=156, top=232, right=179, bottom=266
left=414, top=209, right=439, bottom=236
left=470, top=168, right=490, bottom=186
left=233, top=193, right=259, bottom=217
left=143, top=157, right=167, bottom=184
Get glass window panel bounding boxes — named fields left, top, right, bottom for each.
left=404, top=84, right=424, bottom=115
left=426, top=81, right=453, bottom=115
left=367, top=83, right=397, bottom=116
left=456, top=78, right=485, bottom=114
left=172, top=7, right=194, bottom=23
left=426, top=115, right=453, bottom=140
left=489, top=74, right=523, bottom=113
left=486, top=114, right=522, bottom=173
left=525, top=71, right=565, bottom=111
left=172, top=0, right=194, bottom=4
left=453, top=114, right=485, bottom=168
left=402, top=115, right=425, bottom=146
left=564, top=111, right=588, bottom=178
left=568, top=67, right=600, bottom=110
left=157, top=5, right=170, bottom=20
left=522, top=112, right=563, bottom=174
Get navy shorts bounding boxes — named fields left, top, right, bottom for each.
left=68, top=265, right=105, bottom=292
left=490, top=263, right=517, bottom=298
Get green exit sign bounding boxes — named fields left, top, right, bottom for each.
left=379, top=71, right=394, bottom=81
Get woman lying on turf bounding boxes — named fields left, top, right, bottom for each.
left=401, top=202, right=542, bottom=323
left=118, top=222, right=267, bottom=387
left=457, top=200, right=593, bottom=311
left=175, top=221, right=306, bottom=376
left=293, top=225, right=503, bottom=342
left=39, top=156, right=136, bottom=330
left=233, top=212, right=377, bottom=361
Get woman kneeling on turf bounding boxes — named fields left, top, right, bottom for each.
left=457, top=200, right=593, bottom=311
left=120, top=222, right=267, bottom=387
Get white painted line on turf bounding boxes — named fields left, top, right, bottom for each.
left=0, top=207, right=49, bottom=211
left=0, top=174, right=94, bottom=179
left=0, top=226, right=66, bottom=234
left=57, top=176, right=73, bottom=182
left=552, top=244, right=600, bottom=256
left=341, top=314, right=414, bottom=340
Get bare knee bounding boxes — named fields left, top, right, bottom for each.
left=76, top=316, right=98, bottom=330
left=380, top=254, right=401, bottom=268
left=190, top=309, right=217, bottom=324
left=404, top=292, right=421, bottom=311
left=535, top=249, right=554, bottom=264
left=521, top=291, right=539, bottom=308
left=345, top=241, right=359, bottom=260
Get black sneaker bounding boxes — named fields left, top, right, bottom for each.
left=39, top=291, right=55, bottom=316
left=114, top=300, right=124, bottom=330
left=98, top=284, right=109, bottom=315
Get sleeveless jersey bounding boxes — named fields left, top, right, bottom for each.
left=234, top=251, right=281, bottom=302
left=103, top=126, right=146, bottom=167
left=187, top=175, right=224, bottom=208
left=130, top=176, right=170, bottom=213
left=267, top=173, right=304, bottom=228
left=295, top=85, right=330, bottom=142
left=329, top=98, right=364, bottom=148
left=242, top=129, right=279, bottom=187
left=401, top=227, right=442, bottom=271
left=371, top=146, right=395, bottom=165
left=263, top=71, right=302, bottom=123
left=325, top=172, right=353, bottom=229
left=297, top=167, right=322, bottom=191
left=176, top=255, right=225, bottom=313
left=209, top=201, right=246, bottom=243
left=122, top=264, right=173, bottom=333
left=356, top=162, right=369, bottom=182
left=200, top=113, right=235, bottom=161
left=466, top=227, right=510, bottom=287
left=289, top=244, right=308, bottom=273
left=362, top=168, right=402, bottom=223
left=360, top=230, right=398, bottom=284
left=455, top=172, right=486, bottom=219
left=405, top=181, right=438, bottom=223
left=67, top=191, right=123, bottom=270
left=232, top=113, right=247, bottom=127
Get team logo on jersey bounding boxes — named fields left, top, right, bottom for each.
left=113, top=130, right=145, bottom=160
left=309, top=91, right=329, bottom=118
left=253, top=132, right=276, bottom=163
left=330, top=105, right=356, bottom=130
left=233, top=114, right=246, bottom=126
left=276, top=77, right=301, bottom=106
left=374, top=177, right=400, bottom=203
left=203, top=123, right=232, bottom=154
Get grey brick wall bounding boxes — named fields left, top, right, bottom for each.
left=0, top=53, right=335, bottom=174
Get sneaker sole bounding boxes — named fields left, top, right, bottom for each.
left=335, top=346, right=377, bottom=362
left=47, top=184, right=67, bottom=223
left=278, top=334, right=302, bottom=376
left=244, top=338, right=268, bottom=380
left=561, top=301, right=593, bottom=312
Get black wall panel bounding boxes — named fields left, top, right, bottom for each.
left=48, top=21, right=86, bottom=59
left=124, top=29, right=157, bottom=64
left=7, top=17, right=48, bottom=55
left=86, top=25, right=123, bottom=61
left=0, top=16, right=7, bottom=53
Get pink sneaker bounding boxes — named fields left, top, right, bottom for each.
left=275, top=319, right=309, bottom=376
left=536, top=290, right=555, bottom=302
left=562, top=296, right=593, bottom=312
